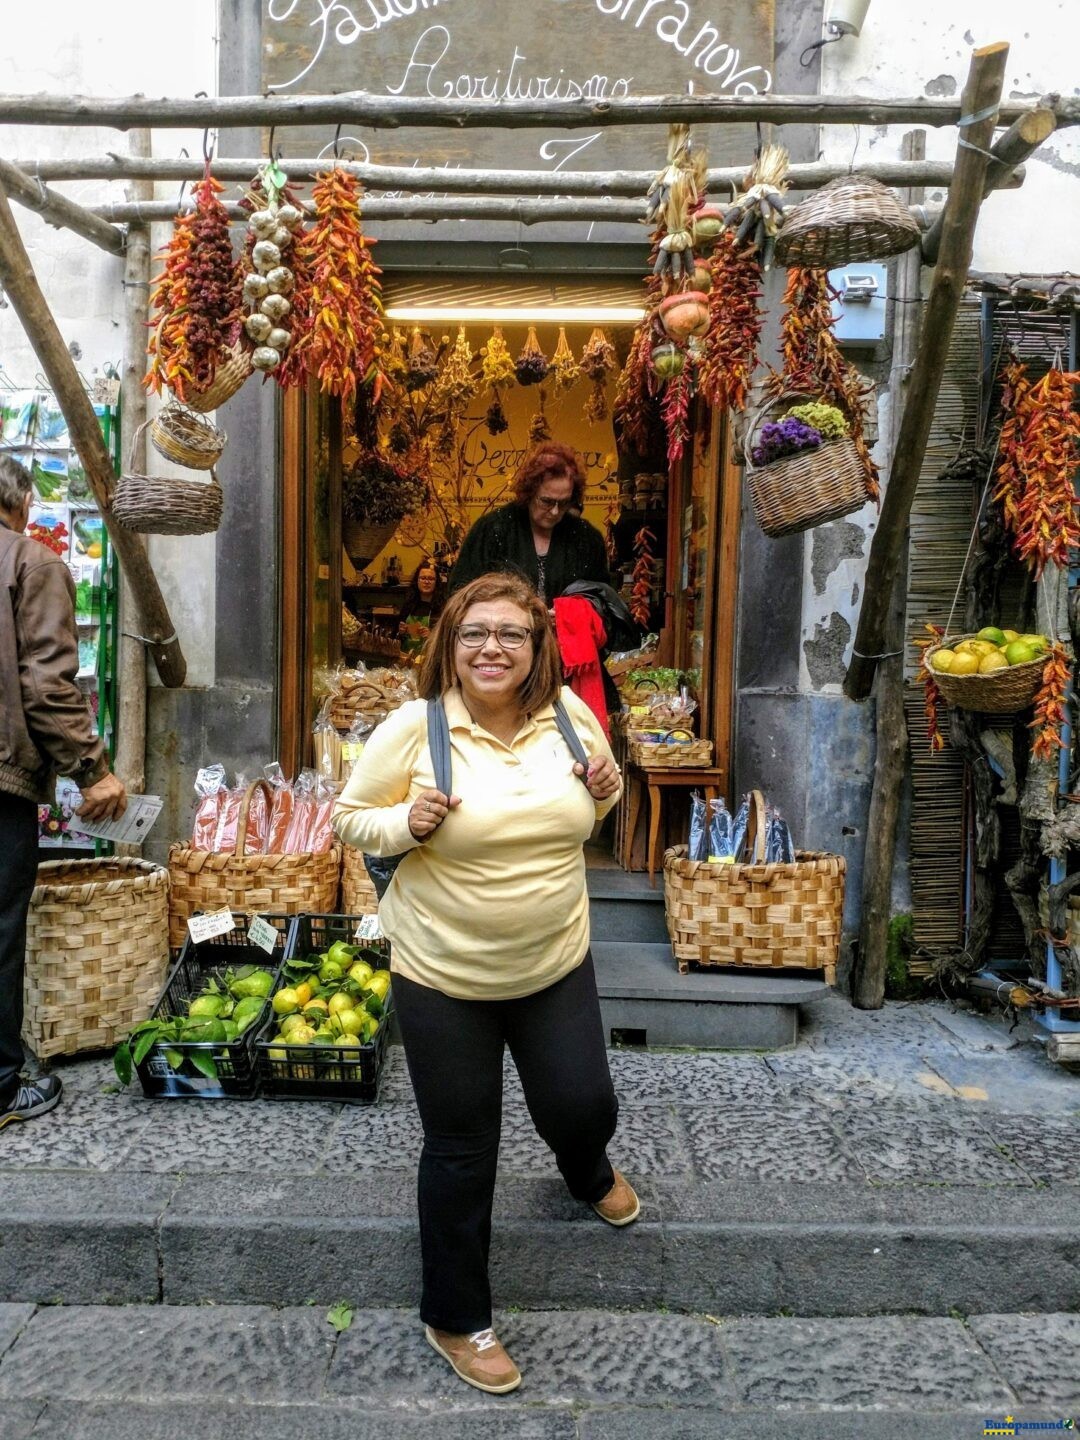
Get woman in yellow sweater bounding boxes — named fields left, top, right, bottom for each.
left=333, top=573, right=638, bottom=1395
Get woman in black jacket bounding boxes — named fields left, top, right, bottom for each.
left=448, top=443, right=612, bottom=602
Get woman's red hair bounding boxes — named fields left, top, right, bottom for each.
left=511, top=442, right=586, bottom=508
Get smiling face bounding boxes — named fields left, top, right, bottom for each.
left=453, top=599, right=535, bottom=715
left=527, top=470, right=576, bottom=535
left=416, top=565, right=438, bottom=600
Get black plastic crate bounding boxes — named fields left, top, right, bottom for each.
left=255, top=913, right=392, bottom=1104
left=134, top=913, right=293, bottom=1100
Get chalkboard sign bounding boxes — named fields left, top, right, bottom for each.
left=260, top=0, right=776, bottom=243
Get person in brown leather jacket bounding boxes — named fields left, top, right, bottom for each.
left=0, top=454, right=126, bottom=1128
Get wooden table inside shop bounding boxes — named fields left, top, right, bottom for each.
left=622, top=763, right=727, bottom=885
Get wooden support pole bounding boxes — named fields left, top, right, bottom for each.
left=0, top=89, right=1070, bottom=133
left=13, top=154, right=1023, bottom=195
left=0, top=175, right=186, bottom=687
left=852, top=133, right=925, bottom=1011
left=114, top=129, right=151, bottom=798
left=921, top=105, right=1056, bottom=263
left=0, top=156, right=125, bottom=256
left=844, top=42, right=1010, bottom=704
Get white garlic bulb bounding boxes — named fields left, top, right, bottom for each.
left=249, top=209, right=277, bottom=238
left=251, top=240, right=281, bottom=272
left=265, top=266, right=294, bottom=295
left=277, top=204, right=303, bottom=230
left=267, top=327, right=291, bottom=352
left=244, top=312, right=273, bottom=343
left=251, top=345, right=281, bottom=372
left=242, top=273, right=269, bottom=303
left=271, top=225, right=293, bottom=250
left=260, top=293, right=291, bottom=322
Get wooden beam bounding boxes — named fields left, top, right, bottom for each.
left=0, top=174, right=186, bottom=688
left=968, top=271, right=1080, bottom=306
left=851, top=131, right=925, bottom=1012
left=844, top=42, right=1010, bottom=703
left=921, top=104, right=1056, bottom=263
left=114, top=129, right=151, bottom=800
left=0, top=156, right=125, bottom=256
left=91, top=193, right=941, bottom=228
left=0, top=89, right=1070, bottom=133
left=13, top=154, right=1023, bottom=195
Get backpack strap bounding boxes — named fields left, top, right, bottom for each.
left=427, top=696, right=453, bottom=798
left=554, top=697, right=591, bottom=780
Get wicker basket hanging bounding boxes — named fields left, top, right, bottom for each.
left=167, top=780, right=341, bottom=950
left=343, top=517, right=398, bottom=569
left=774, top=174, right=920, bottom=268
left=744, top=390, right=869, bottom=539
left=662, top=791, right=845, bottom=982
left=182, top=342, right=254, bottom=413
left=925, top=634, right=1048, bottom=714
left=25, top=858, right=170, bottom=1058
left=150, top=400, right=226, bottom=471
left=111, top=422, right=223, bottom=536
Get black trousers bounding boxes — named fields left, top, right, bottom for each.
left=0, top=792, right=38, bottom=1103
left=393, top=951, right=617, bottom=1334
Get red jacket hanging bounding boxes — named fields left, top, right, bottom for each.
left=554, top=595, right=610, bottom=739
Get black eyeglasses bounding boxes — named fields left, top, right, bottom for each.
left=535, top=495, right=574, bottom=512
left=456, top=624, right=532, bottom=650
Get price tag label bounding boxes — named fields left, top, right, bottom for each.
left=342, top=742, right=365, bottom=764
left=188, top=909, right=236, bottom=945
left=355, top=914, right=382, bottom=941
left=91, top=377, right=121, bottom=406
left=247, top=914, right=279, bottom=955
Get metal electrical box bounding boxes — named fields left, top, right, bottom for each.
left=829, top=262, right=887, bottom=345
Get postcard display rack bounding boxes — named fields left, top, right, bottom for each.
left=0, top=383, right=120, bottom=851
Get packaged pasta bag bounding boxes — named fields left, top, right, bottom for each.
left=341, top=713, right=379, bottom=782
left=264, top=763, right=295, bottom=854
left=313, top=699, right=343, bottom=783
left=282, top=769, right=318, bottom=854
left=707, top=798, right=735, bottom=864
left=730, top=793, right=751, bottom=863
left=243, top=777, right=270, bottom=855
left=766, top=805, right=796, bottom=863
left=308, top=776, right=341, bottom=854
left=688, top=791, right=708, bottom=861
left=213, top=773, right=249, bottom=854
left=190, top=764, right=226, bottom=850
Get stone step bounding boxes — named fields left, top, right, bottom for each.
left=592, top=941, right=830, bottom=1049
left=4, top=1166, right=1079, bottom=1318
left=587, top=867, right=669, bottom=943
left=0, top=1301, right=1071, bottom=1439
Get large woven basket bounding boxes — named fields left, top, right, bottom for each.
left=341, top=846, right=379, bottom=916
left=745, top=391, right=869, bottom=538
left=775, top=174, right=920, bottom=268
left=343, top=517, right=398, bottom=569
left=183, top=343, right=253, bottom=413
left=150, top=401, right=226, bottom=471
left=663, top=792, right=844, bottom=982
left=25, top=858, right=170, bottom=1059
left=926, top=634, right=1048, bottom=714
left=167, top=780, right=341, bottom=950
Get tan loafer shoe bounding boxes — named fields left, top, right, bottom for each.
left=425, top=1325, right=522, bottom=1394
left=592, top=1169, right=641, bottom=1227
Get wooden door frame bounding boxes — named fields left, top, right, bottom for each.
left=279, top=386, right=305, bottom=777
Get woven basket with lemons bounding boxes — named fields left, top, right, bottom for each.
left=926, top=627, right=1050, bottom=714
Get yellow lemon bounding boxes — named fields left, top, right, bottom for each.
left=930, top=649, right=957, bottom=672
left=336, top=1007, right=366, bottom=1036
left=366, top=971, right=391, bottom=1000
left=294, top=981, right=313, bottom=1006
left=280, top=1012, right=307, bottom=1037
left=1002, top=629, right=1020, bottom=643
left=950, top=651, right=980, bottom=676
left=327, top=992, right=354, bottom=1018
left=271, top=987, right=300, bottom=1016
left=1019, top=635, right=1049, bottom=653
left=978, top=651, right=1009, bottom=674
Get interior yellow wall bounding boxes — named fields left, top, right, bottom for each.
left=369, top=320, right=633, bottom=583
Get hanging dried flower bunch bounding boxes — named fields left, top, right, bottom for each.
left=581, top=328, right=617, bottom=424
left=481, top=327, right=516, bottom=392
left=405, top=328, right=440, bottom=391
left=515, top=326, right=550, bottom=386
left=550, top=327, right=581, bottom=397
left=699, top=229, right=763, bottom=413
left=769, top=267, right=879, bottom=502
left=300, top=167, right=386, bottom=407
left=528, top=407, right=552, bottom=444
left=432, top=326, right=478, bottom=415
left=485, top=401, right=509, bottom=436
left=993, top=359, right=1080, bottom=577
left=145, top=164, right=242, bottom=401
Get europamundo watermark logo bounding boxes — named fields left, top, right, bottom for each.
left=983, top=1420, right=1076, bottom=1435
